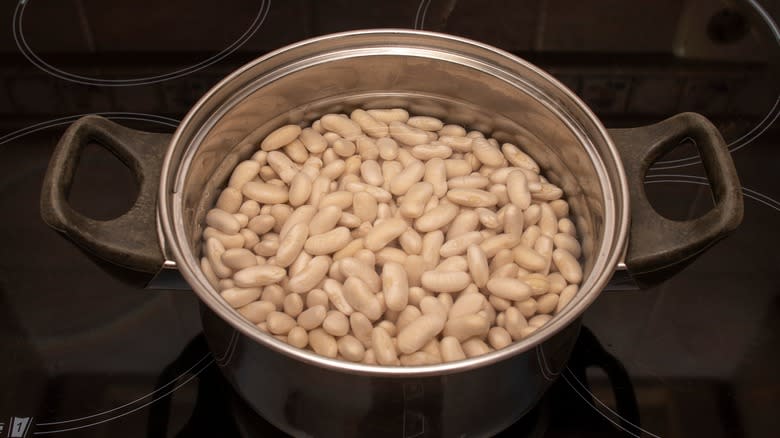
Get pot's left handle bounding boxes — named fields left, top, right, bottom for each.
left=40, top=115, right=171, bottom=273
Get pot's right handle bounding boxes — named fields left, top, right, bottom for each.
left=609, top=112, right=743, bottom=283
left=40, top=115, right=170, bottom=273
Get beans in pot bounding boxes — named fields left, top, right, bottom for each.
left=201, top=109, right=584, bottom=365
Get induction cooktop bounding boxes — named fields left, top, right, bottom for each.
left=1, top=1, right=778, bottom=437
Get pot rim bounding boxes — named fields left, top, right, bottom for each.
left=158, top=29, right=630, bottom=377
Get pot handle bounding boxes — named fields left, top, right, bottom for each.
left=40, top=115, right=171, bottom=273
left=608, top=112, right=743, bottom=283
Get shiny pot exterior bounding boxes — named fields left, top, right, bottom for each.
left=202, top=302, right=580, bottom=437
left=39, top=30, right=742, bottom=438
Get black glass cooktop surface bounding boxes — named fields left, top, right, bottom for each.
left=1, top=1, right=778, bottom=437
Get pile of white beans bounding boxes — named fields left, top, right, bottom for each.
left=200, top=108, right=583, bottom=366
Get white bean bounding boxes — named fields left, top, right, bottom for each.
left=533, top=183, right=564, bottom=201
left=266, top=151, right=298, bottom=183
left=297, top=305, right=327, bottom=330
left=420, top=270, right=470, bottom=293
left=238, top=300, right=276, bottom=323
left=242, top=181, right=289, bottom=204
left=488, top=327, right=513, bottom=349
left=267, top=311, right=297, bottom=334
left=283, top=293, right=304, bottom=317
left=522, top=273, right=550, bottom=296
left=360, top=160, right=384, bottom=186
left=471, top=138, right=504, bottom=167
left=424, top=158, right=448, bottom=198
left=288, top=326, right=309, bottom=349
left=288, top=172, right=312, bottom=207
left=351, top=109, right=388, bottom=137
left=443, top=314, right=490, bottom=342
left=439, top=136, right=472, bottom=152
left=539, top=203, right=558, bottom=237
left=552, top=249, right=582, bottom=284
left=504, top=307, right=528, bottom=340
left=415, top=203, right=458, bottom=233
left=516, top=298, right=537, bottom=318
left=556, top=285, right=578, bottom=314
left=553, top=233, right=582, bottom=259
left=462, top=339, right=491, bottom=358
left=287, top=256, right=330, bottom=293
left=206, top=209, right=241, bottom=235
left=397, top=313, right=446, bottom=354
left=523, top=204, right=541, bottom=226
left=375, top=247, right=408, bottom=266
left=377, top=137, right=399, bottom=160
left=389, top=121, right=429, bottom=146
left=304, top=227, right=351, bottom=255
left=307, top=205, right=341, bottom=235
left=366, top=108, right=409, bottom=123
left=284, top=139, right=309, bottom=163
left=486, top=277, right=532, bottom=301
left=444, top=159, right=472, bottom=178
left=397, top=229, right=422, bottom=255
left=305, top=289, right=329, bottom=309
left=343, top=277, right=383, bottom=320
left=506, top=170, right=530, bottom=209
left=221, top=248, right=257, bottom=270
left=309, top=328, right=338, bottom=358
left=536, top=293, right=559, bottom=314
left=436, top=256, right=468, bottom=272
left=205, top=238, right=232, bottom=278
left=411, top=144, right=452, bottom=160
left=216, top=187, right=242, bottom=213
left=446, top=188, right=498, bottom=208
left=275, top=222, right=308, bottom=267
left=247, top=214, right=275, bottom=235
left=228, top=160, right=261, bottom=189
left=364, top=218, right=407, bottom=251
left=529, top=314, right=552, bottom=328
left=338, top=335, right=366, bottom=362
left=372, top=326, right=399, bottom=365
left=318, top=190, right=353, bottom=210
left=382, top=262, right=410, bottom=312
left=449, top=293, right=485, bottom=320
left=322, top=310, right=350, bottom=337
left=407, top=115, right=444, bottom=131
left=356, top=136, right=380, bottom=160
left=513, top=244, right=547, bottom=271
left=300, top=127, right=328, bottom=153
left=220, top=287, right=262, bottom=308
left=421, top=230, right=444, bottom=270
left=261, top=125, right=301, bottom=151
left=440, top=336, right=467, bottom=362
left=448, top=174, right=489, bottom=190
left=390, top=160, right=426, bottom=195
left=466, top=244, right=490, bottom=288
left=446, top=210, right=480, bottom=240
left=350, top=312, right=374, bottom=347
left=321, top=114, right=362, bottom=140
left=502, top=143, right=539, bottom=172
left=480, top=233, right=520, bottom=258
left=261, top=285, right=285, bottom=308
left=440, top=231, right=484, bottom=257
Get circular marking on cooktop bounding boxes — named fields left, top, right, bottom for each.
left=12, top=0, right=271, bottom=86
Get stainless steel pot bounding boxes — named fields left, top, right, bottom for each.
left=40, top=30, right=742, bottom=437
